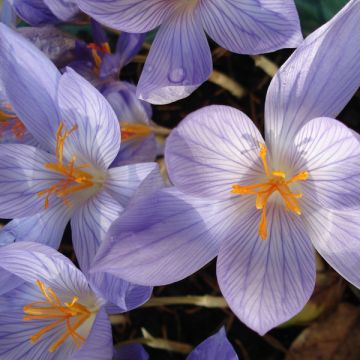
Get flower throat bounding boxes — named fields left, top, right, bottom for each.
left=232, top=144, right=309, bottom=240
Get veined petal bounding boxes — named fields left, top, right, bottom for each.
left=187, top=327, right=238, bottom=360
left=105, top=162, right=159, bottom=207
left=290, top=117, right=360, bottom=210
left=91, top=187, right=235, bottom=286
left=0, top=242, right=92, bottom=297
left=217, top=199, right=315, bottom=335
left=265, top=0, right=360, bottom=164
left=136, top=7, right=212, bottom=104
left=0, top=200, right=72, bottom=249
left=303, top=200, right=360, bottom=289
left=43, top=0, right=79, bottom=21
left=11, top=0, right=58, bottom=25
left=76, top=0, right=173, bottom=32
left=71, top=191, right=123, bottom=272
left=88, top=272, right=152, bottom=312
left=57, top=68, right=120, bottom=169
left=114, top=344, right=148, bottom=360
left=0, top=144, right=67, bottom=218
left=200, top=0, right=302, bottom=54
left=68, top=308, right=112, bottom=360
left=166, top=105, right=264, bottom=200
left=0, top=24, right=61, bottom=152
left=0, top=282, right=79, bottom=360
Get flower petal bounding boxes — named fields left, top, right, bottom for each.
left=217, top=199, right=315, bottom=335
left=200, top=0, right=302, bottom=54
left=89, top=272, right=152, bottom=312
left=290, top=117, right=360, bottom=210
left=105, top=162, right=159, bottom=207
left=71, top=191, right=124, bottom=272
left=265, top=0, right=360, bottom=164
left=0, top=242, right=93, bottom=298
left=114, top=344, right=148, bottom=360
left=69, top=308, right=112, bottom=360
left=0, top=144, right=66, bottom=218
left=136, top=7, right=212, bottom=104
left=92, top=187, right=234, bottom=286
left=57, top=67, right=120, bottom=169
left=166, top=105, right=264, bottom=200
left=187, top=327, right=238, bottom=360
left=0, top=24, right=61, bottom=152
left=43, top=0, right=79, bottom=21
left=303, top=200, right=360, bottom=289
left=11, top=0, right=58, bottom=25
left=76, top=0, right=172, bottom=32
left=0, top=200, right=72, bottom=249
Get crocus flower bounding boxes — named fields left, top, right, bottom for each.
left=113, top=344, right=148, bottom=360
left=69, top=20, right=160, bottom=164
left=0, top=242, right=116, bottom=359
left=90, top=0, right=360, bottom=335
left=8, top=0, right=79, bottom=25
left=0, top=24, right=158, bottom=310
left=76, top=0, right=303, bottom=104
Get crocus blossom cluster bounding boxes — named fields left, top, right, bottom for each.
left=90, top=0, right=360, bottom=335
left=0, top=0, right=358, bottom=359
left=77, top=0, right=303, bottom=104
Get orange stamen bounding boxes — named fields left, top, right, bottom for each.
left=37, top=123, right=94, bottom=209
left=23, top=280, right=92, bottom=353
left=0, top=109, right=26, bottom=139
left=87, top=42, right=111, bottom=73
left=120, top=121, right=152, bottom=141
left=232, top=144, right=309, bottom=240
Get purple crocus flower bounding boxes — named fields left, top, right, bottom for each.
left=0, top=242, right=114, bottom=359
left=0, top=24, right=158, bottom=310
left=113, top=344, right=148, bottom=360
left=69, top=21, right=159, bottom=164
left=76, top=0, right=303, bottom=104
left=90, top=0, right=360, bottom=335
left=8, top=0, right=79, bottom=25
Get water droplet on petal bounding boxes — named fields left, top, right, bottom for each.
left=168, top=68, right=186, bottom=83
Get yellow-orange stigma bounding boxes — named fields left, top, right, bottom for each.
left=37, top=123, right=94, bottom=209
left=120, top=121, right=152, bottom=141
left=87, top=42, right=111, bottom=73
left=23, top=280, right=91, bottom=353
left=231, top=144, right=309, bottom=240
left=0, top=108, right=26, bottom=139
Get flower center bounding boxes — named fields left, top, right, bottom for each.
left=87, top=42, right=111, bottom=73
left=232, top=144, right=309, bottom=240
left=37, top=123, right=95, bottom=209
left=23, top=280, right=92, bottom=353
left=0, top=108, right=26, bottom=139
left=119, top=121, right=152, bottom=141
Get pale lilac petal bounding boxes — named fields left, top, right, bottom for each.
left=217, top=199, right=315, bottom=335
left=69, top=308, right=112, bottom=360
left=43, top=0, right=78, bottom=21
left=105, top=162, right=158, bottom=207
left=0, top=0, right=16, bottom=27
left=187, top=327, right=238, bottom=360
left=303, top=199, right=360, bottom=289
left=136, top=7, right=212, bottom=104
left=89, top=272, right=152, bottom=312
left=0, top=144, right=66, bottom=218
left=57, top=68, right=120, bottom=169
left=0, top=282, right=78, bottom=360
left=0, top=201, right=72, bottom=249
left=92, top=187, right=234, bottom=285
left=11, top=0, right=58, bottom=25
left=265, top=0, right=360, bottom=164
left=289, top=117, right=360, bottom=210
left=200, top=0, right=302, bottom=54
left=166, top=105, right=264, bottom=199
left=114, top=344, right=148, bottom=360
left=76, top=0, right=172, bottom=32
left=71, top=191, right=123, bottom=272
left=0, top=24, right=61, bottom=152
